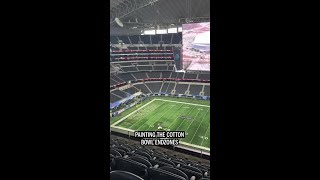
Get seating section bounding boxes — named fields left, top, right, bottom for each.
left=184, top=73, right=198, bottom=79
left=166, top=83, right=176, bottom=94
left=121, top=66, right=138, bottom=72
left=118, top=36, right=130, bottom=44
left=176, top=73, right=184, bottom=78
left=117, top=73, right=136, bottom=82
left=203, top=86, right=210, bottom=96
left=145, top=82, right=162, bottom=93
left=154, top=66, right=169, bottom=71
left=151, top=35, right=161, bottom=44
left=134, top=84, right=151, bottom=94
left=198, top=74, right=210, bottom=80
left=175, top=84, right=189, bottom=94
left=137, top=66, right=153, bottom=71
left=170, top=72, right=178, bottom=78
left=147, top=72, right=161, bottom=78
left=110, top=93, right=122, bottom=103
left=112, top=90, right=129, bottom=98
left=110, top=78, right=119, bottom=86
left=160, top=82, right=170, bottom=93
left=189, top=85, right=203, bottom=96
left=140, top=35, right=150, bottom=44
left=110, top=170, right=144, bottom=180
left=110, top=36, right=118, bottom=44
left=123, top=87, right=138, bottom=95
left=132, top=72, right=148, bottom=79
left=162, top=34, right=172, bottom=44
left=172, top=33, right=182, bottom=44
left=109, top=137, right=212, bottom=180
left=162, top=72, right=171, bottom=78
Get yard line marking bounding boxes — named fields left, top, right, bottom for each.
left=128, top=101, right=166, bottom=129
left=189, top=108, right=210, bottom=143
left=173, top=106, right=197, bottom=131
left=111, top=99, right=157, bottom=127
left=200, top=123, right=210, bottom=146
left=148, top=104, right=183, bottom=129
left=143, top=104, right=174, bottom=131
left=183, top=107, right=207, bottom=134
left=154, top=98, right=210, bottom=107
left=165, top=105, right=192, bottom=130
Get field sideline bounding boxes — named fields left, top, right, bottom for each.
left=111, top=96, right=210, bottom=150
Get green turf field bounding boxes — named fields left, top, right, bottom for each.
left=111, top=97, right=210, bottom=151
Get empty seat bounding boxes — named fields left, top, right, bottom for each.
left=114, top=157, right=148, bottom=179
left=110, top=170, right=144, bottom=180
left=112, top=147, right=127, bottom=156
left=177, top=167, right=203, bottom=180
left=148, top=167, right=187, bottom=180
left=114, top=145, right=130, bottom=153
left=181, top=165, right=202, bottom=174
left=135, top=150, right=152, bottom=160
left=158, top=158, right=175, bottom=167
left=129, top=156, right=152, bottom=168
left=110, top=149, right=122, bottom=157
left=150, top=159, right=174, bottom=167
left=172, top=160, right=187, bottom=166
left=160, top=166, right=189, bottom=180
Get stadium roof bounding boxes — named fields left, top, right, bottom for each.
left=110, top=0, right=210, bottom=36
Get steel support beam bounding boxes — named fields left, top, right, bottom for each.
left=110, top=0, right=159, bottom=24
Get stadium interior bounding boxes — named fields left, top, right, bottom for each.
left=109, top=0, right=213, bottom=179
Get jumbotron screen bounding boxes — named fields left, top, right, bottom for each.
left=182, top=22, right=210, bottom=71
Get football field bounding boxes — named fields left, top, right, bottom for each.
left=111, top=97, right=210, bottom=151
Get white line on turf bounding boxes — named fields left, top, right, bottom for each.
left=189, top=108, right=210, bottom=143
left=154, top=99, right=210, bottom=107
left=200, top=123, right=210, bottom=146
left=143, top=105, right=172, bottom=131
left=183, top=107, right=207, bottom=135
left=173, top=106, right=196, bottom=131
left=111, top=99, right=157, bottom=127
left=148, top=104, right=183, bottom=129
left=165, top=105, right=191, bottom=130
left=128, top=101, right=166, bottom=129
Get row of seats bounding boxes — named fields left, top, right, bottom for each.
left=109, top=138, right=211, bottom=180
left=110, top=33, right=182, bottom=45
left=127, top=46, right=175, bottom=51
left=111, top=46, right=177, bottom=51
left=111, top=72, right=210, bottom=83
left=110, top=83, right=210, bottom=103
left=112, top=61, right=172, bottom=66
